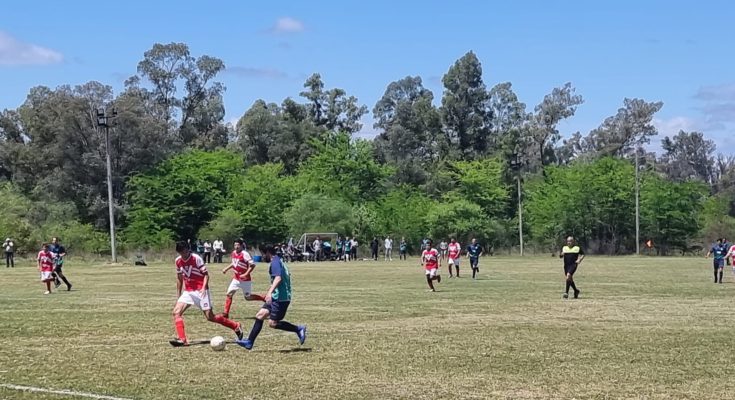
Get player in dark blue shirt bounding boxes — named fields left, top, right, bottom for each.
left=465, top=239, right=483, bottom=280
left=48, top=237, right=72, bottom=291
left=706, top=238, right=728, bottom=284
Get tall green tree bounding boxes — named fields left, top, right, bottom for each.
left=659, top=131, right=716, bottom=185
left=528, top=83, right=584, bottom=169
left=124, top=149, right=242, bottom=244
left=582, top=98, right=663, bottom=158
left=299, top=73, right=367, bottom=134
left=372, top=76, right=442, bottom=184
left=640, top=174, right=707, bottom=254
left=440, top=51, right=491, bottom=159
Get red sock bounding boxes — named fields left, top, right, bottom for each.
left=224, top=296, right=233, bottom=315
left=249, top=294, right=266, bottom=302
left=174, top=316, right=187, bottom=342
left=213, top=314, right=239, bottom=330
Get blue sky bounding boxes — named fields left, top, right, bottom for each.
left=1, top=0, right=734, bottom=153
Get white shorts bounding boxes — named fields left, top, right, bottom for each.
left=425, top=268, right=438, bottom=277
left=448, top=258, right=459, bottom=266
left=177, top=290, right=212, bottom=311
left=40, top=271, right=53, bottom=281
left=227, top=279, right=253, bottom=298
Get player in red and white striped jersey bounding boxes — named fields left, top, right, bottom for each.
left=421, top=239, right=442, bottom=292
left=220, top=239, right=265, bottom=318
left=37, top=243, right=55, bottom=294
left=170, top=241, right=243, bottom=347
left=447, top=238, right=462, bottom=278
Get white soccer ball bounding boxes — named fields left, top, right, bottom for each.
left=210, top=336, right=226, bottom=351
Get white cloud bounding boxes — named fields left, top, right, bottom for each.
left=269, top=17, right=305, bottom=34
left=653, top=116, right=702, bottom=138
left=0, top=31, right=63, bottom=66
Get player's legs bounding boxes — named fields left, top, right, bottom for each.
left=455, top=259, right=460, bottom=277
left=54, top=266, right=71, bottom=290
left=718, top=263, right=724, bottom=284
left=240, top=280, right=266, bottom=302
left=448, top=259, right=453, bottom=277
left=41, top=273, right=52, bottom=293
left=172, top=301, right=191, bottom=343
left=565, top=270, right=579, bottom=298
left=713, top=262, right=719, bottom=283
left=471, top=258, right=479, bottom=279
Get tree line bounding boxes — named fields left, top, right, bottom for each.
left=1, top=42, right=733, bottom=256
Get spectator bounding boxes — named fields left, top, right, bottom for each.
left=4, top=238, right=14, bottom=268
left=203, top=240, right=212, bottom=263
left=344, top=237, right=352, bottom=262
left=196, top=239, right=205, bottom=255
left=351, top=237, right=359, bottom=260
left=371, top=237, right=379, bottom=261
left=384, top=236, right=393, bottom=261
left=312, top=236, right=322, bottom=261
left=399, top=237, right=408, bottom=260
left=213, top=239, right=224, bottom=263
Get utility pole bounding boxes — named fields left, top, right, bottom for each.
left=96, top=108, right=118, bottom=263
left=511, top=152, right=523, bottom=256
left=635, top=147, right=640, bottom=255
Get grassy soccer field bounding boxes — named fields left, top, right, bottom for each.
left=1, top=255, right=734, bottom=399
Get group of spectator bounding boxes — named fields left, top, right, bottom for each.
left=186, top=238, right=226, bottom=263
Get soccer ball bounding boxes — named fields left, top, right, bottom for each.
left=210, top=336, right=226, bottom=351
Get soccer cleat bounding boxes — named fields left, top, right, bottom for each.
left=67, top=284, right=72, bottom=291
left=573, top=289, right=581, bottom=299
left=562, top=293, right=569, bottom=299
left=297, top=325, right=307, bottom=345
left=169, top=339, right=189, bottom=347
left=235, top=324, right=244, bottom=340
left=236, top=339, right=253, bottom=350
left=43, top=291, right=50, bottom=295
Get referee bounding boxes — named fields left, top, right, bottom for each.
left=559, top=236, right=584, bottom=299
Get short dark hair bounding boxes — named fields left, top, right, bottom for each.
left=175, top=241, right=189, bottom=252
left=262, top=244, right=277, bottom=256
left=235, top=239, right=244, bottom=246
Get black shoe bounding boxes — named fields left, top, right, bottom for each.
left=562, top=293, right=569, bottom=299
left=573, top=289, right=580, bottom=299
left=169, top=339, right=189, bottom=347
left=54, top=281, right=61, bottom=289
left=67, top=284, right=72, bottom=291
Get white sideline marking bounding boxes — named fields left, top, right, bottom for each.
left=0, top=383, right=134, bottom=400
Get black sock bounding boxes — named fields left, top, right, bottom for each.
left=427, top=276, right=435, bottom=291
left=275, top=321, right=299, bottom=333
left=570, top=280, right=578, bottom=291
left=715, top=269, right=718, bottom=282
left=719, top=270, right=723, bottom=283
left=248, top=319, right=263, bottom=342
left=565, top=281, right=571, bottom=293
left=472, top=268, right=476, bottom=278
left=455, top=266, right=459, bottom=277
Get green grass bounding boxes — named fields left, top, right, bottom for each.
left=1, top=256, right=734, bottom=399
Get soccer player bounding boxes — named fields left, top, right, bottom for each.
left=466, top=238, right=483, bottom=280
left=236, top=244, right=306, bottom=350
left=559, top=236, right=584, bottom=299
left=221, top=239, right=266, bottom=318
left=447, top=238, right=462, bottom=278
left=421, top=239, right=442, bottom=292
left=399, top=237, right=408, bottom=260
left=49, top=237, right=72, bottom=291
left=706, top=238, right=728, bottom=284
left=37, top=243, right=55, bottom=294
left=170, top=241, right=243, bottom=347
